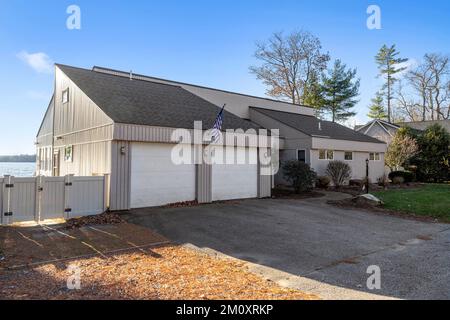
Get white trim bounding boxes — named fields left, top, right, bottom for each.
left=363, top=121, right=376, bottom=135
left=54, top=123, right=113, bottom=138
left=369, top=152, right=381, bottom=161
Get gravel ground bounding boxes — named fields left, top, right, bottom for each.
left=0, top=245, right=318, bottom=300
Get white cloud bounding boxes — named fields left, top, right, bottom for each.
left=397, top=58, right=418, bottom=77
left=17, top=51, right=53, bottom=74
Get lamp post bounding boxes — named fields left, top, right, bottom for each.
left=365, top=158, right=370, bottom=194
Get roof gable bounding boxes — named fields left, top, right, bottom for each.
left=252, top=108, right=384, bottom=144
left=56, top=64, right=261, bottom=131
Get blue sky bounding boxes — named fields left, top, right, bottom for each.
left=1, top=0, right=449, bottom=154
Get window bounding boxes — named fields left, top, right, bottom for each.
left=297, top=150, right=306, bottom=163
left=62, top=88, right=69, bottom=103
left=327, top=150, right=334, bottom=160
left=344, top=151, right=353, bottom=161
left=319, top=149, right=326, bottom=160
left=64, top=145, right=73, bottom=162
left=369, top=152, right=380, bottom=161
left=319, top=149, right=334, bottom=160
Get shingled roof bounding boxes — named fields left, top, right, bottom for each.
left=251, top=107, right=384, bottom=144
left=57, top=64, right=261, bottom=131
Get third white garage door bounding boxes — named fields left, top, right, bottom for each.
left=212, top=147, right=258, bottom=201
left=130, top=142, right=196, bottom=208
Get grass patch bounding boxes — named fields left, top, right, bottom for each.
left=373, top=184, right=450, bottom=222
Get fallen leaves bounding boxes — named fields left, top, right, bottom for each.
left=0, top=245, right=318, bottom=300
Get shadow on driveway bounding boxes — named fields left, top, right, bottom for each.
left=123, top=196, right=450, bottom=300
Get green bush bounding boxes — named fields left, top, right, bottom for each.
left=326, top=161, right=352, bottom=187
left=388, top=171, right=415, bottom=183
left=282, top=161, right=317, bottom=193
left=410, top=124, right=450, bottom=182
left=316, top=176, right=331, bottom=188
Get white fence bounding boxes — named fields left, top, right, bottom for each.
left=0, top=175, right=108, bottom=225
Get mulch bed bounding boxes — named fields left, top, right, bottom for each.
left=327, top=197, right=442, bottom=223
left=327, top=183, right=425, bottom=197
left=65, top=212, right=124, bottom=230
left=272, top=188, right=325, bottom=199
left=0, top=245, right=318, bottom=300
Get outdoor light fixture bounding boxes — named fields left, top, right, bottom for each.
left=120, top=146, right=126, bottom=155
left=365, top=158, right=370, bottom=194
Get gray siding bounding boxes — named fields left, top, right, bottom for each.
left=54, top=67, right=113, bottom=137
left=258, top=153, right=272, bottom=198
left=110, top=141, right=131, bottom=211
left=56, top=141, right=112, bottom=176
left=365, top=123, right=395, bottom=145
left=196, top=162, right=212, bottom=203
left=36, top=96, right=55, bottom=147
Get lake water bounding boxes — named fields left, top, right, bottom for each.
left=0, top=162, right=36, bottom=177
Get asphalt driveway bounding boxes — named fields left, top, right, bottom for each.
left=123, top=193, right=450, bottom=300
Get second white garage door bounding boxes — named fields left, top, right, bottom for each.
left=130, top=142, right=196, bottom=208
left=212, top=147, right=258, bottom=201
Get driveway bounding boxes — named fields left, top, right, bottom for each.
left=123, top=193, right=450, bottom=300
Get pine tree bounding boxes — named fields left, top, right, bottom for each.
left=303, top=72, right=325, bottom=118
left=375, top=44, right=408, bottom=123
left=367, top=92, right=388, bottom=120
left=320, top=59, right=360, bottom=123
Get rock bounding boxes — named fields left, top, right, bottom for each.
left=354, top=194, right=384, bottom=206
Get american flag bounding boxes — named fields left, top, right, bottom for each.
left=211, top=104, right=226, bottom=142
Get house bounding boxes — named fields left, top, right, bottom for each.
left=103, top=66, right=387, bottom=183
left=355, top=119, right=400, bottom=145
left=397, top=119, right=450, bottom=133
left=355, top=119, right=450, bottom=146
left=36, top=64, right=387, bottom=211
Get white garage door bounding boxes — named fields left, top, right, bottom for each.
left=130, top=143, right=196, bottom=208
left=212, top=147, right=258, bottom=201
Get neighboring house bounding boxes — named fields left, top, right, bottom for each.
left=251, top=109, right=387, bottom=184
left=397, top=119, right=450, bottom=133
left=36, top=64, right=387, bottom=210
left=355, top=119, right=450, bottom=146
left=355, top=119, right=400, bottom=145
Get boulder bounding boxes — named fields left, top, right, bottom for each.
left=352, top=194, right=384, bottom=207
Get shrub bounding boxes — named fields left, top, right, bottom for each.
left=282, top=161, right=317, bottom=193
left=392, top=176, right=405, bottom=184
left=388, top=171, right=414, bottom=183
left=316, top=176, right=331, bottom=188
left=326, top=161, right=352, bottom=187
left=349, top=179, right=364, bottom=187
left=377, top=174, right=389, bottom=187
left=411, top=124, right=450, bottom=182
left=385, top=127, right=418, bottom=171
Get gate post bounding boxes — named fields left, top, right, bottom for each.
left=35, top=176, right=44, bottom=223
left=2, top=175, right=14, bottom=225
left=103, top=174, right=110, bottom=211
left=64, top=175, right=73, bottom=220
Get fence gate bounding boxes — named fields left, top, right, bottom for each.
left=38, top=176, right=66, bottom=221
left=1, top=175, right=107, bottom=225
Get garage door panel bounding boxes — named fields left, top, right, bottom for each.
left=212, top=147, right=258, bottom=201
left=131, top=143, right=196, bottom=208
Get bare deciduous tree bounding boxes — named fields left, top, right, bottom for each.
left=250, top=31, right=330, bottom=104
left=397, top=53, right=450, bottom=121
left=425, top=53, right=450, bottom=120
